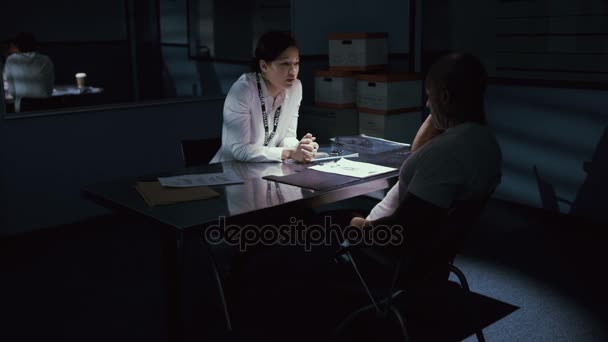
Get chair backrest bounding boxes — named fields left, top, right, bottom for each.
left=181, top=138, right=222, bottom=167
left=397, top=198, right=490, bottom=288
left=533, top=165, right=561, bottom=213
left=438, top=199, right=489, bottom=260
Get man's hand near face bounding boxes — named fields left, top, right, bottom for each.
left=411, top=114, right=443, bottom=152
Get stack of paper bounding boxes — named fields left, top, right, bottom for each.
left=331, top=134, right=410, bottom=154
left=158, top=171, right=243, bottom=187
left=309, top=158, right=397, bottom=178
left=312, top=151, right=359, bottom=162
left=284, top=148, right=359, bottom=164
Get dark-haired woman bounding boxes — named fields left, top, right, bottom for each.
left=211, top=31, right=318, bottom=163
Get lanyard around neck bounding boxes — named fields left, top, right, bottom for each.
left=256, top=73, right=282, bottom=146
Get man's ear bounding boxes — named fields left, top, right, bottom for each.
left=439, top=86, right=451, bottom=105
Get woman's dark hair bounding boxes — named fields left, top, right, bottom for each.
left=252, top=31, right=297, bottom=72
left=14, top=32, right=38, bottom=53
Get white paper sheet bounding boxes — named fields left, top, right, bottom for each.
left=158, top=171, right=243, bottom=188
left=309, top=158, right=397, bottom=178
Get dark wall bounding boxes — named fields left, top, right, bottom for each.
left=0, top=0, right=126, bottom=42
left=486, top=85, right=608, bottom=219
left=0, top=99, right=224, bottom=236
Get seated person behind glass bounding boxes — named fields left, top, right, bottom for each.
left=210, top=31, right=318, bottom=164
left=3, top=32, right=55, bottom=112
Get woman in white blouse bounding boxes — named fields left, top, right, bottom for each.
left=211, top=31, right=317, bottom=163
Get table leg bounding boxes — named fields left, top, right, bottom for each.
left=162, top=229, right=184, bottom=342
left=200, top=236, right=233, bottom=331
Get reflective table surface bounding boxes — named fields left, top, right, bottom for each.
left=82, top=146, right=410, bottom=231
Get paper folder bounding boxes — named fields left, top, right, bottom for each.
left=135, top=181, right=219, bottom=206
left=263, top=169, right=360, bottom=191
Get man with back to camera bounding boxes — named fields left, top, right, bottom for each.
left=349, top=52, right=502, bottom=248
left=3, top=32, right=55, bottom=112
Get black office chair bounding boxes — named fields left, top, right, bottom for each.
left=180, top=138, right=222, bottom=167
left=533, top=165, right=572, bottom=214
left=332, top=199, right=490, bottom=342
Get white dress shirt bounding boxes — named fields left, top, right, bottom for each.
left=4, top=52, right=55, bottom=112
left=366, top=181, right=400, bottom=221
left=211, top=72, right=302, bottom=163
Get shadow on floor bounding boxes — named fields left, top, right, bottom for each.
left=225, top=240, right=518, bottom=342
left=2, top=198, right=605, bottom=341
left=462, top=199, right=608, bottom=330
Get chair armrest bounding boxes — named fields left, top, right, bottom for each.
left=448, top=263, right=470, bottom=292
left=583, top=161, right=592, bottom=174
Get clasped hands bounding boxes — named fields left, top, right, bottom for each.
left=290, top=133, right=319, bottom=163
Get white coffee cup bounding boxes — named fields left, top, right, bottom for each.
left=75, top=73, right=87, bottom=88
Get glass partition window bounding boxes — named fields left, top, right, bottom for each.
left=0, top=0, right=290, bottom=117
left=1, top=0, right=132, bottom=115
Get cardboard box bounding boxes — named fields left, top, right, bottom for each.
left=328, top=32, right=388, bottom=71
left=357, top=73, right=423, bottom=112
left=359, top=109, right=422, bottom=144
left=314, top=70, right=357, bottom=108
left=298, top=106, right=359, bottom=144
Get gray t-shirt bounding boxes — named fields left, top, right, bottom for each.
left=4, top=52, right=54, bottom=99
left=398, top=122, right=502, bottom=209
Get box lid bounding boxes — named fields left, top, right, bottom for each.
left=328, top=32, right=388, bottom=40
left=357, top=73, right=423, bottom=82
left=314, top=69, right=356, bottom=77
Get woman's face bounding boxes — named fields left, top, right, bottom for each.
left=260, top=46, right=300, bottom=91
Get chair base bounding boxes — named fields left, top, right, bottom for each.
left=333, top=302, right=410, bottom=342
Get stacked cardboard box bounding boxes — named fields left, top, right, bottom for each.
left=309, top=32, right=423, bottom=144
left=328, top=32, right=388, bottom=71
left=357, top=73, right=423, bottom=143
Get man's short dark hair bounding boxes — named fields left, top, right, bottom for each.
left=426, top=52, right=488, bottom=124
left=14, top=32, right=38, bottom=53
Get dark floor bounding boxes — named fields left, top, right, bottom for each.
left=1, top=197, right=607, bottom=341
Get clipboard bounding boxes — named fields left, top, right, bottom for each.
left=263, top=168, right=360, bottom=191
left=135, top=181, right=219, bottom=206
